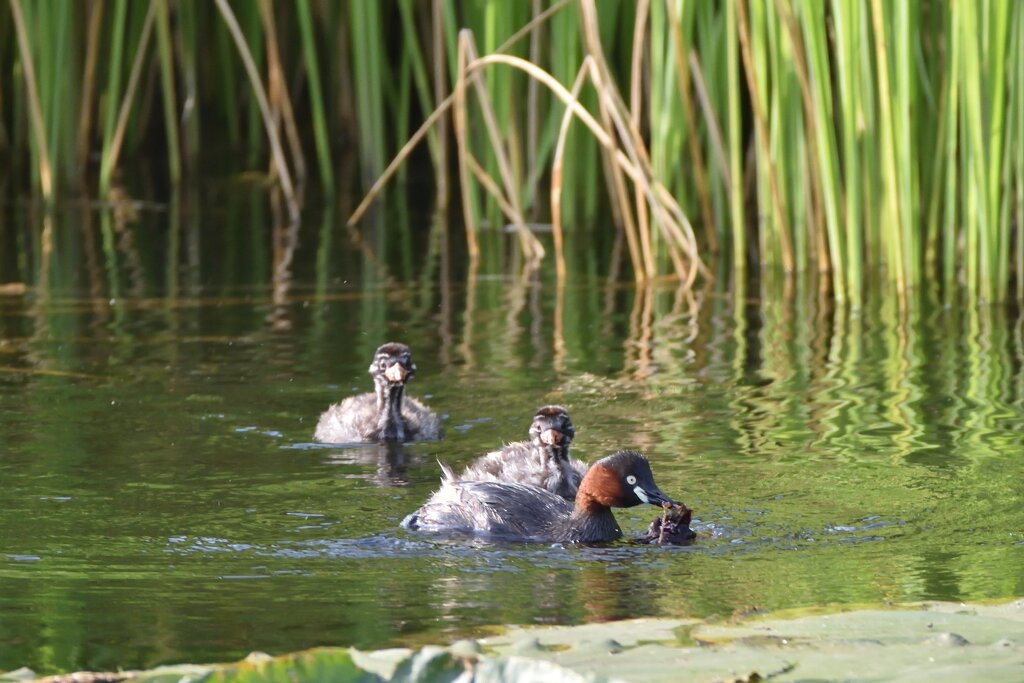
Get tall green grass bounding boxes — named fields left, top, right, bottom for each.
left=1, top=1, right=1022, bottom=305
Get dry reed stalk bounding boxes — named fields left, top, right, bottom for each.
left=154, top=0, right=181, bottom=185
left=581, top=0, right=707, bottom=282
left=602, top=88, right=685, bottom=279
left=577, top=0, right=648, bottom=280
left=503, top=44, right=705, bottom=284
left=348, top=91, right=457, bottom=226
left=526, top=0, right=542, bottom=209
left=9, top=0, right=53, bottom=202
left=464, top=153, right=519, bottom=219
left=629, top=0, right=648, bottom=128
left=665, top=0, right=717, bottom=252
left=688, top=50, right=732, bottom=198
left=552, top=58, right=595, bottom=282
left=772, top=0, right=829, bottom=273
left=258, top=0, right=306, bottom=184
left=214, top=0, right=299, bottom=221
left=432, top=0, right=448, bottom=207
left=593, top=93, right=647, bottom=280
left=735, top=0, right=794, bottom=273
left=349, top=0, right=573, bottom=226
left=629, top=0, right=655, bottom=279
left=652, top=182, right=707, bottom=287
left=582, top=45, right=702, bottom=283
left=453, top=29, right=480, bottom=264
left=349, top=1, right=706, bottom=285
left=599, top=99, right=648, bottom=280
left=458, top=31, right=544, bottom=261
left=106, top=1, right=156, bottom=190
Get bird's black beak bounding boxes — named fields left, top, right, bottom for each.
left=634, top=484, right=677, bottom=508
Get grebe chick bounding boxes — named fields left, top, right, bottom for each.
left=314, top=342, right=442, bottom=443
left=459, top=405, right=588, bottom=498
left=402, top=450, right=676, bottom=543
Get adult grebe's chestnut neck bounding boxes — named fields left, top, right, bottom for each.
left=574, top=451, right=674, bottom=514
left=560, top=451, right=676, bottom=542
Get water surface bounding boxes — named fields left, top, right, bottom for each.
left=1, top=200, right=1022, bottom=674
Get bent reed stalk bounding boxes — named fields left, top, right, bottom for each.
left=1, top=0, right=1022, bottom=305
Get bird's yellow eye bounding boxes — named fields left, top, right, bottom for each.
left=626, top=475, right=637, bottom=485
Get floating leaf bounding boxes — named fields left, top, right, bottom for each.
left=19, top=601, right=1024, bottom=683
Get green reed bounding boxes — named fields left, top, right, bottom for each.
left=1, top=1, right=1022, bottom=305
left=97, top=0, right=127, bottom=195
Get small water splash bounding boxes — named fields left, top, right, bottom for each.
left=234, top=426, right=283, bottom=438
left=165, top=536, right=258, bottom=554
left=219, top=574, right=273, bottom=581
left=825, top=515, right=900, bottom=533
left=452, top=416, right=493, bottom=432
left=5, top=554, right=41, bottom=562
left=676, top=508, right=904, bottom=558
left=280, top=441, right=340, bottom=450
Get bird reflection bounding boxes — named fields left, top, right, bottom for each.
left=579, top=564, right=660, bottom=623
left=324, top=441, right=417, bottom=487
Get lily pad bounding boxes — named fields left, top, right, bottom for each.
left=481, top=617, right=701, bottom=651
left=131, top=650, right=370, bottom=683
left=480, top=620, right=788, bottom=682
left=10, top=600, right=1024, bottom=683
left=477, top=600, right=1024, bottom=682
left=691, top=600, right=1024, bottom=646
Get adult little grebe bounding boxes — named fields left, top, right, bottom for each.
left=401, top=450, right=676, bottom=543
left=314, top=343, right=442, bottom=443
left=458, top=405, right=588, bottom=498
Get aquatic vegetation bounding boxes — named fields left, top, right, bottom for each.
left=641, top=502, right=695, bottom=545
left=4, top=600, right=1022, bottom=682
left=1, top=1, right=1022, bottom=301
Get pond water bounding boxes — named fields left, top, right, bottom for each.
left=1, top=195, right=1022, bottom=675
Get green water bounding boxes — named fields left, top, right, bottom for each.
left=1, top=199, right=1022, bottom=675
